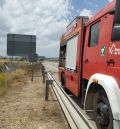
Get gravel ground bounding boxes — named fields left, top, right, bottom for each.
left=0, top=69, right=70, bottom=129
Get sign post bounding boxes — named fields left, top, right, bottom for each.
left=29, top=53, right=38, bottom=81
left=31, top=61, right=34, bottom=82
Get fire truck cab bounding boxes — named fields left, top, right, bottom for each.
left=59, top=0, right=120, bottom=129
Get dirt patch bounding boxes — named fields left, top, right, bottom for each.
left=0, top=64, right=70, bottom=129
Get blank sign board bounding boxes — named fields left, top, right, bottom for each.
left=7, top=34, right=36, bottom=56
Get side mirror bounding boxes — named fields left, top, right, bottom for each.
left=114, top=0, right=120, bottom=24
left=111, top=25, right=120, bottom=41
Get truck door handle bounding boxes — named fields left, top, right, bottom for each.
left=107, top=59, right=115, bottom=65
left=84, top=59, right=89, bottom=63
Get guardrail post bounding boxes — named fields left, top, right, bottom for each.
left=45, top=80, right=53, bottom=101
left=41, top=65, right=43, bottom=76
left=43, top=71, right=47, bottom=83
left=41, top=65, right=45, bottom=76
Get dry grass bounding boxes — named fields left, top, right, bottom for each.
left=41, top=102, right=59, bottom=116
left=0, top=61, right=41, bottom=96
left=11, top=69, right=26, bottom=82
left=0, top=69, right=26, bottom=86
left=0, top=59, right=10, bottom=65
left=0, top=68, right=27, bottom=96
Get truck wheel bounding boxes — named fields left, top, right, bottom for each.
left=93, top=90, right=113, bottom=129
left=61, top=74, right=71, bottom=94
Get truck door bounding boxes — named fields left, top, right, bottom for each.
left=107, top=14, right=120, bottom=86
left=83, top=16, right=110, bottom=79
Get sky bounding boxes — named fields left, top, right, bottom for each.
left=0, top=0, right=113, bottom=57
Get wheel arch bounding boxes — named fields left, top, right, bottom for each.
left=84, top=82, right=104, bottom=110
left=84, top=73, right=120, bottom=122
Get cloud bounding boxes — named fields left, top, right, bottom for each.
left=0, top=0, right=6, bottom=8
left=108, top=0, right=112, bottom=2
left=0, top=0, right=72, bottom=57
left=80, top=8, right=93, bottom=18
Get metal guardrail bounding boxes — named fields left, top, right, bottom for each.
left=41, top=64, right=95, bottom=129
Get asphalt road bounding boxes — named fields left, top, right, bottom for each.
left=43, top=61, right=59, bottom=82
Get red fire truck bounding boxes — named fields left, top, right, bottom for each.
left=58, top=0, right=120, bottom=129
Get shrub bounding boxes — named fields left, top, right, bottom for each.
left=0, top=73, right=7, bottom=86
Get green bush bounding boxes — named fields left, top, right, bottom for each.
left=0, top=73, right=7, bottom=86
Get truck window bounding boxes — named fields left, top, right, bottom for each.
left=111, top=25, right=120, bottom=42
left=89, top=22, right=100, bottom=47
left=59, top=45, right=66, bottom=67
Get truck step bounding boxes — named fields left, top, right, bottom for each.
left=86, top=110, right=95, bottom=113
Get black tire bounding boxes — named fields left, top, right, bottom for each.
left=61, top=74, right=71, bottom=94
left=61, top=74, right=66, bottom=89
left=93, top=90, right=113, bottom=129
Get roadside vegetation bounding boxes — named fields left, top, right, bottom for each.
left=0, top=69, right=26, bottom=96
left=0, top=59, right=30, bottom=96
left=0, top=73, right=7, bottom=86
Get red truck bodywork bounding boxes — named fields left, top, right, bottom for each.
left=59, top=18, right=84, bottom=96
left=59, top=1, right=120, bottom=96
left=59, top=1, right=120, bottom=128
